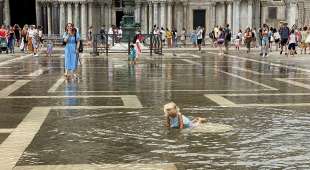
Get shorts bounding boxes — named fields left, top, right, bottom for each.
left=288, top=43, right=296, bottom=50
left=47, top=47, right=53, bottom=54
left=128, top=56, right=136, bottom=61
left=217, top=39, right=224, bottom=45
left=281, top=38, right=288, bottom=46
left=197, top=39, right=202, bottom=45
left=301, top=42, right=308, bottom=48
left=261, top=38, right=269, bottom=46
left=32, top=38, right=38, bottom=49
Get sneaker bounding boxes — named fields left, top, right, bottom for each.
left=280, top=51, right=283, bottom=55
left=34, top=54, right=38, bottom=57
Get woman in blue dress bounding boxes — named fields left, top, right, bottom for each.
left=63, top=23, right=80, bottom=79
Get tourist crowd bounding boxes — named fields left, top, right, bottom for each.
left=0, top=24, right=43, bottom=56
left=153, top=22, right=310, bottom=57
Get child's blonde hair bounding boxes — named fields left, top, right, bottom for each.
left=164, top=102, right=180, bottom=116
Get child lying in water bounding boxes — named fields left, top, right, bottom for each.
left=164, top=102, right=207, bottom=129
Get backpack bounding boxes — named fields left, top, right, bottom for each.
left=224, top=29, right=231, bottom=41
left=74, top=33, right=83, bottom=53
left=78, top=40, right=83, bottom=53
left=209, top=32, right=213, bottom=39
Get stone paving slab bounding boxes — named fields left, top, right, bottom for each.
left=1, top=49, right=310, bottom=169
left=14, top=164, right=177, bottom=170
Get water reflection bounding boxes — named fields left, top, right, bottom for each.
left=13, top=52, right=310, bottom=169
left=64, top=79, right=78, bottom=106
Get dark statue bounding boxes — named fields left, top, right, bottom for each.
left=120, top=0, right=140, bottom=42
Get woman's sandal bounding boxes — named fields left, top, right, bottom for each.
left=73, top=74, right=79, bottom=79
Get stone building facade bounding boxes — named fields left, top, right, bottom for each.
left=1, top=0, right=310, bottom=39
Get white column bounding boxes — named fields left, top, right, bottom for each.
left=112, top=5, right=116, bottom=26
left=248, top=0, right=253, bottom=28
left=183, top=2, right=187, bottom=30
left=52, top=2, right=59, bottom=34
left=88, top=2, right=93, bottom=27
left=47, top=3, right=52, bottom=36
left=227, top=2, right=232, bottom=28
left=219, top=2, right=226, bottom=26
left=153, top=2, right=158, bottom=27
left=160, top=2, right=166, bottom=28
left=100, top=3, right=105, bottom=27
left=74, top=3, right=79, bottom=29
left=189, top=6, right=193, bottom=31
left=233, top=0, right=240, bottom=33
left=4, top=0, right=10, bottom=25
left=167, top=2, right=172, bottom=29
left=289, top=1, right=297, bottom=27
left=143, top=3, right=148, bottom=33
left=211, top=3, right=216, bottom=29
left=255, top=0, right=261, bottom=28
left=136, top=2, right=141, bottom=23
left=105, top=4, right=109, bottom=28
left=176, top=4, right=182, bottom=32
left=36, top=1, right=42, bottom=26
left=149, top=2, right=153, bottom=32
left=67, top=2, right=73, bottom=23
left=59, top=2, right=65, bottom=35
left=108, top=3, right=112, bottom=27
left=81, top=2, right=87, bottom=39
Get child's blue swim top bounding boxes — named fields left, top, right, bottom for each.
left=129, top=48, right=136, bottom=59
left=169, top=114, right=192, bottom=128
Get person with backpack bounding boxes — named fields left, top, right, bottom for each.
left=244, top=27, right=252, bottom=53
left=273, top=28, right=281, bottom=51
left=217, top=27, right=225, bottom=55
left=261, top=24, right=270, bottom=57
left=208, top=31, right=216, bottom=47
left=196, top=26, right=203, bottom=52
left=180, top=28, right=186, bottom=47
left=300, top=26, right=309, bottom=54
left=288, top=29, right=297, bottom=56
left=279, top=22, right=290, bottom=55
left=224, top=24, right=231, bottom=53
left=63, top=23, right=80, bottom=79
left=251, top=28, right=257, bottom=48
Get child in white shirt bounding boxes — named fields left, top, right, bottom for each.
left=235, top=36, right=240, bottom=51
left=288, top=30, right=297, bottom=56
left=47, top=40, right=53, bottom=57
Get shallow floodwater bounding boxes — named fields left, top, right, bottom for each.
left=3, top=52, right=310, bottom=169
left=17, top=107, right=310, bottom=169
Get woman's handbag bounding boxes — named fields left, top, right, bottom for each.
left=20, top=38, right=24, bottom=50
left=62, top=40, right=66, bottom=46
left=217, top=38, right=224, bottom=43
left=305, top=34, right=310, bottom=43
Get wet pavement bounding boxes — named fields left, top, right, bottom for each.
left=0, top=50, right=310, bottom=169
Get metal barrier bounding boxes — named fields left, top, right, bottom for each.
left=42, top=34, right=63, bottom=46
left=92, top=33, right=163, bottom=56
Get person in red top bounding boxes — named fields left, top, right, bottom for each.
left=0, top=25, right=7, bottom=38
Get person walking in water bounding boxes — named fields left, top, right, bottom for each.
left=63, top=23, right=80, bottom=79
left=196, top=26, right=203, bottom=52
